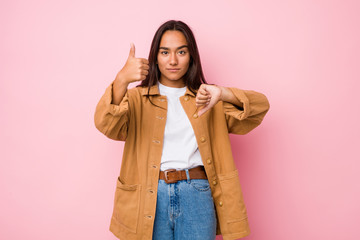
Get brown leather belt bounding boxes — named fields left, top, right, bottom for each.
left=159, top=165, right=207, bottom=184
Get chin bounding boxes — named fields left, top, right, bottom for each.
left=166, top=76, right=181, bottom=81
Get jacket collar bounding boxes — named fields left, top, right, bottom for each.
left=140, top=83, right=196, bottom=97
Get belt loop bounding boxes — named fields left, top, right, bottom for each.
left=185, top=168, right=190, bottom=183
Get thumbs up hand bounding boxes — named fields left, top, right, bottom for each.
left=115, top=43, right=150, bottom=84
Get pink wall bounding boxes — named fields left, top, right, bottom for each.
left=1, top=0, right=359, bottom=239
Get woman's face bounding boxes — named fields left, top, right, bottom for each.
left=157, top=30, right=190, bottom=88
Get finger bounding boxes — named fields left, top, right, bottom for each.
left=199, top=84, right=206, bottom=90
left=199, top=88, right=208, bottom=95
left=196, top=97, right=211, bottom=105
left=140, top=64, right=150, bottom=70
left=196, top=100, right=207, bottom=107
left=197, top=92, right=211, bottom=99
left=141, top=69, right=149, bottom=75
left=198, top=97, right=217, bottom=117
left=196, top=90, right=209, bottom=99
left=140, top=74, right=147, bottom=81
left=195, top=99, right=209, bottom=103
left=201, top=84, right=208, bottom=92
left=196, top=102, right=209, bottom=107
left=198, top=105, right=210, bottom=117
left=197, top=95, right=210, bottom=100
left=139, top=58, right=149, bottom=64
left=129, top=42, right=135, bottom=59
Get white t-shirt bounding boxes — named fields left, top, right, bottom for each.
left=158, top=81, right=204, bottom=171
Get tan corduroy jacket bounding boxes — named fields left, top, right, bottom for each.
left=94, top=80, right=270, bottom=240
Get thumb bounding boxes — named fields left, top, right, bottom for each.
left=128, top=42, right=135, bottom=59
left=197, top=105, right=209, bottom=117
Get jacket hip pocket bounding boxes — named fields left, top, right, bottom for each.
left=218, top=169, right=248, bottom=225
left=112, top=176, right=141, bottom=233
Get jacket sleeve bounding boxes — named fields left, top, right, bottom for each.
left=223, top=87, right=270, bottom=135
left=94, top=81, right=130, bottom=141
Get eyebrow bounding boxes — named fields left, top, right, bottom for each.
left=159, top=45, right=188, bottom=50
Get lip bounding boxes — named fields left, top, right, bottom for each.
left=167, top=68, right=180, bottom=72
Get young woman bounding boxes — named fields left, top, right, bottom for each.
left=94, top=20, right=270, bottom=240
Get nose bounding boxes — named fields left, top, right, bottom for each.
left=169, top=53, right=178, bottom=66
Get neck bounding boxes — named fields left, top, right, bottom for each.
left=159, top=78, right=185, bottom=88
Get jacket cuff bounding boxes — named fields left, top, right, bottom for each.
left=222, top=87, right=250, bottom=121
left=104, top=81, right=129, bottom=117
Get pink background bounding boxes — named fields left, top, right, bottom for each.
left=1, top=0, right=359, bottom=239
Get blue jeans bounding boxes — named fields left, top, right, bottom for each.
left=152, top=168, right=217, bottom=240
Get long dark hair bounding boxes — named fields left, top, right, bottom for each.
left=136, top=20, right=207, bottom=96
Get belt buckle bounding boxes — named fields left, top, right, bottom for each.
left=164, top=168, right=178, bottom=184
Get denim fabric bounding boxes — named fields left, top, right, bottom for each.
left=152, top=168, right=217, bottom=240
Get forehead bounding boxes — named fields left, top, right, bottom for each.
left=159, top=30, right=188, bottom=47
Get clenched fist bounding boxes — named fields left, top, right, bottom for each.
left=115, top=43, right=150, bottom=84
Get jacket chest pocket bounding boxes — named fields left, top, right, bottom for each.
left=112, top=177, right=141, bottom=233
left=218, top=169, right=248, bottom=231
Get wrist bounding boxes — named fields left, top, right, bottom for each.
left=115, top=74, right=130, bottom=87
left=218, top=86, right=227, bottom=102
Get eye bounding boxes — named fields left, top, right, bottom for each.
left=179, top=50, right=186, bottom=55
left=160, top=51, right=168, bottom=55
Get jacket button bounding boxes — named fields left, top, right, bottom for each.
left=193, top=113, right=198, bottom=118
left=212, top=180, right=217, bottom=185
left=200, top=137, right=206, bottom=142
left=184, top=96, right=189, bottom=101
left=219, top=201, right=223, bottom=206
left=207, top=158, right=211, bottom=164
